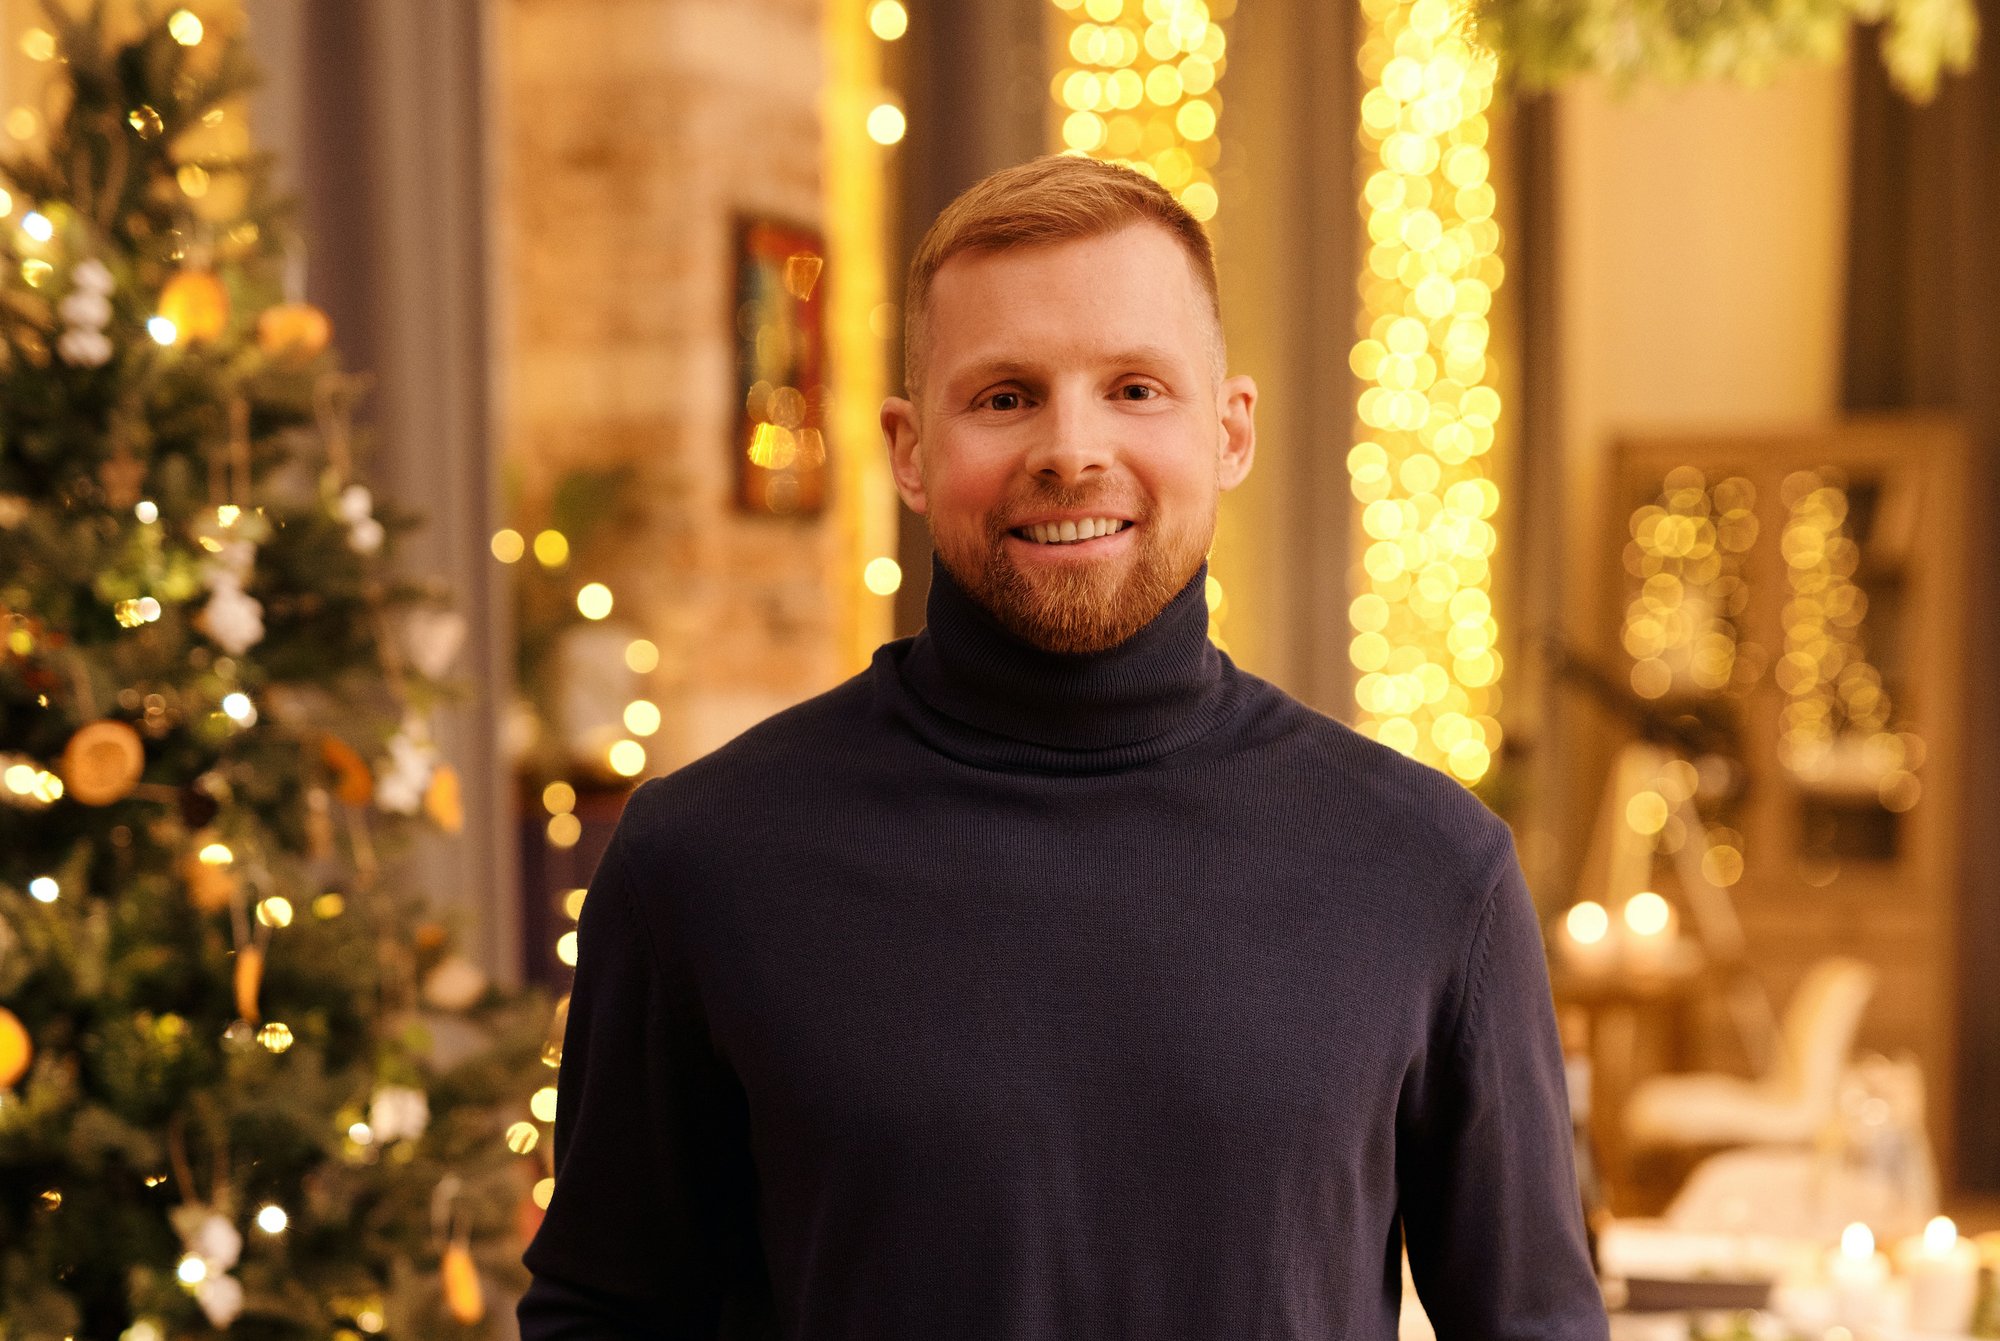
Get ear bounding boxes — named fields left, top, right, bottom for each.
left=881, top=396, right=928, bottom=514
left=1215, top=374, right=1256, bottom=492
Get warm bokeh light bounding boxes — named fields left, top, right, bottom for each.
left=255, top=1203, right=288, bottom=1234
left=1047, top=0, right=1230, bottom=222
left=624, top=638, right=659, bottom=673
left=1565, top=900, right=1609, bottom=946
left=490, top=528, right=525, bottom=563
left=868, top=0, right=908, bottom=39
left=866, top=101, right=906, bottom=145
left=1346, top=0, right=1505, bottom=783
left=623, top=699, right=662, bottom=736
left=556, top=930, right=579, bottom=967
left=576, top=582, right=613, bottom=620
left=1623, top=469, right=1758, bottom=700
left=1623, top=890, right=1670, bottom=937
left=531, top=1086, right=559, bottom=1122
left=863, top=556, right=902, bottom=595
left=167, top=9, right=204, bottom=45
left=1843, top=1222, right=1876, bottom=1259
left=1924, top=1215, right=1958, bottom=1254
left=542, top=781, right=576, bottom=815
left=607, top=739, right=647, bottom=777
left=147, top=316, right=177, bottom=345
left=546, top=813, right=581, bottom=848
left=532, top=529, right=569, bottom=567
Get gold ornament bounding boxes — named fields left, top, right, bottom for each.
left=255, top=302, right=331, bottom=362
left=441, top=1241, right=485, bottom=1324
left=0, top=1006, right=29, bottom=1088
left=234, top=944, right=263, bottom=1023
left=157, top=269, right=230, bottom=343
left=60, top=719, right=145, bottom=805
left=423, top=764, right=463, bottom=834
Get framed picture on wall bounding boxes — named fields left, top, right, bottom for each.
left=732, top=216, right=829, bottom=516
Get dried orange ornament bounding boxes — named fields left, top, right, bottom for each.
left=60, top=719, right=145, bottom=805
left=256, top=302, right=330, bottom=361
left=423, top=763, right=463, bottom=833
left=234, top=944, right=263, bottom=1022
left=0, top=1007, right=29, bottom=1088
left=319, top=733, right=373, bottom=807
left=157, top=269, right=229, bottom=343
left=441, top=1241, right=485, bottom=1324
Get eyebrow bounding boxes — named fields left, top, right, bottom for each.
left=951, top=346, right=1187, bottom=388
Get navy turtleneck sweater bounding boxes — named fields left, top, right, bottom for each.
left=518, top=558, right=1608, bottom=1341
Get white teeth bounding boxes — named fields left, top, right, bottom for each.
left=1020, top=518, right=1126, bottom=545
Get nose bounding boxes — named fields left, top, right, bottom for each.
left=1021, top=389, right=1113, bottom=487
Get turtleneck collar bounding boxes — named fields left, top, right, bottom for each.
left=883, top=553, right=1248, bottom=773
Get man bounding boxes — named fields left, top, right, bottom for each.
left=519, top=155, right=1607, bottom=1340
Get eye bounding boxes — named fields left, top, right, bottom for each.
left=984, top=390, right=1026, bottom=412
left=1116, top=383, right=1159, bottom=401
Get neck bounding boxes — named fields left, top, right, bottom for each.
left=891, top=554, right=1242, bottom=771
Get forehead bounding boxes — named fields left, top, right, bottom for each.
left=924, top=223, right=1211, bottom=380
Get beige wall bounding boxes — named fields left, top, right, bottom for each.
left=497, top=0, right=850, bottom=771
left=1554, top=65, right=1853, bottom=627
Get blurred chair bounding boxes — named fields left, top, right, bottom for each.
left=1625, top=956, right=1877, bottom=1153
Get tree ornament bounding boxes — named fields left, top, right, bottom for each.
left=233, top=944, right=263, bottom=1022
left=181, top=837, right=238, bottom=914
left=0, top=1006, right=30, bottom=1087
left=305, top=785, right=335, bottom=857
left=56, top=257, right=115, bottom=367
left=420, top=955, right=487, bottom=1012
left=171, top=1206, right=246, bottom=1326
left=319, top=733, right=374, bottom=807
left=441, top=1240, right=485, bottom=1325
left=60, top=718, right=145, bottom=805
left=423, top=763, right=463, bottom=833
left=336, top=483, right=384, bottom=555
left=157, top=268, right=229, bottom=343
left=255, top=301, right=330, bottom=362
left=374, top=715, right=438, bottom=816
left=368, top=1083, right=430, bottom=1143
left=196, top=539, right=264, bottom=656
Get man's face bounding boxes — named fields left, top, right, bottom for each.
left=881, top=222, right=1256, bottom=654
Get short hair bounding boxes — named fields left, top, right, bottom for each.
left=902, top=155, right=1224, bottom=399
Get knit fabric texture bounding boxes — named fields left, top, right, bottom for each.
left=519, top=556, right=1608, bottom=1341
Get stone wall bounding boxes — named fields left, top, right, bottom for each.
left=496, top=0, right=847, bottom=770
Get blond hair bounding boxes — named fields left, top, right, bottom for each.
left=902, top=155, right=1223, bottom=398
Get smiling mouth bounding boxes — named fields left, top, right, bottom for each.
left=1009, top=518, right=1133, bottom=546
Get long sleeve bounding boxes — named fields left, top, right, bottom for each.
left=518, top=815, right=775, bottom=1340
left=1397, top=855, right=1610, bottom=1341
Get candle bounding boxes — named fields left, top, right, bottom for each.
left=1895, top=1215, right=1980, bottom=1334
left=1831, top=1222, right=1893, bottom=1331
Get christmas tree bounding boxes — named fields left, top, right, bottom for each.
left=0, top=5, right=544, bottom=1337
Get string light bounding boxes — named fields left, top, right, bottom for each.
left=868, top=0, right=909, bottom=41
left=606, top=739, right=646, bottom=777
left=865, top=102, right=906, bottom=145
left=28, top=876, right=58, bottom=903
left=1622, top=469, right=1760, bottom=700
left=575, top=582, right=613, bottom=620
left=147, top=316, right=177, bottom=345
left=623, top=700, right=661, bottom=736
left=490, top=528, right=525, bottom=563
left=624, top=638, right=659, bottom=674
left=1346, top=0, right=1505, bottom=783
left=531, top=529, right=569, bottom=568
left=1046, top=0, right=1231, bottom=223
left=166, top=9, right=204, bottom=46
left=254, top=1204, right=288, bottom=1234
left=1776, top=470, right=1923, bottom=810
left=20, top=211, right=50, bottom=242
left=1564, top=900, right=1609, bottom=945
left=862, top=556, right=902, bottom=595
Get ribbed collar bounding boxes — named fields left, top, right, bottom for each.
left=879, top=554, right=1248, bottom=774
